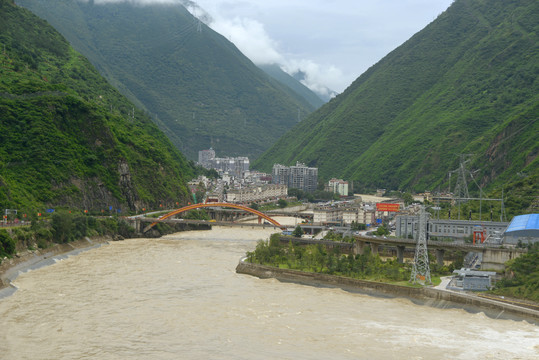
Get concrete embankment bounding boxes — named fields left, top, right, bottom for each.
left=0, top=236, right=112, bottom=296
left=236, top=260, right=539, bottom=324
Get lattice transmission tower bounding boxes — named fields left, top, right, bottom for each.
left=448, top=154, right=473, bottom=203
left=410, top=206, right=431, bottom=285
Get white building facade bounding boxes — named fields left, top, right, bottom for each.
left=272, top=162, right=318, bottom=193
left=226, top=184, right=287, bottom=204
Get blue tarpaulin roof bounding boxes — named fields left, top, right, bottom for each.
left=505, top=214, right=539, bottom=233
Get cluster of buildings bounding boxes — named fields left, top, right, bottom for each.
left=193, top=151, right=539, bottom=248
left=197, top=149, right=354, bottom=200
left=196, top=150, right=321, bottom=204
left=313, top=200, right=379, bottom=225
left=197, top=148, right=250, bottom=179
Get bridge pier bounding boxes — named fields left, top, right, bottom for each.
left=397, top=245, right=405, bottom=264
left=354, top=241, right=366, bottom=255
left=132, top=218, right=141, bottom=233
left=435, top=249, right=445, bottom=267
left=370, top=243, right=379, bottom=255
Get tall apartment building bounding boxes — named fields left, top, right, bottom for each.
left=272, top=162, right=318, bottom=193
left=198, top=148, right=216, bottom=169
left=272, top=164, right=290, bottom=186
left=197, top=149, right=249, bottom=178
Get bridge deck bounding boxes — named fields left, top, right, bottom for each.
left=132, top=217, right=524, bottom=253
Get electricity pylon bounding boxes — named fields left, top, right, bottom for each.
left=410, top=206, right=431, bottom=285
left=448, top=154, right=473, bottom=203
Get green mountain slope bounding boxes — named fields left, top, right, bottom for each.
left=258, top=64, right=325, bottom=110
left=0, top=0, right=193, bottom=212
left=16, top=0, right=317, bottom=160
left=254, top=0, right=538, bottom=209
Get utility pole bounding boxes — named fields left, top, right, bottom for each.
left=410, top=206, right=431, bottom=285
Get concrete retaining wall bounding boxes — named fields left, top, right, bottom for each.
left=236, top=260, right=539, bottom=324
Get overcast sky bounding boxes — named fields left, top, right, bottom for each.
left=91, top=0, right=454, bottom=95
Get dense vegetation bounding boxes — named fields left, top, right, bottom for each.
left=0, top=212, right=134, bottom=265
left=258, top=64, right=325, bottom=109
left=17, top=0, right=319, bottom=160
left=0, top=0, right=193, bottom=213
left=246, top=233, right=457, bottom=284
left=254, top=0, right=538, bottom=217
left=491, top=243, right=539, bottom=302
left=0, top=230, right=16, bottom=259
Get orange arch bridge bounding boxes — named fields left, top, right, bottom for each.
left=144, top=202, right=284, bottom=232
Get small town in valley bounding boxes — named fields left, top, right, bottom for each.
left=1, top=1, right=538, bottom=357
left=190, top=148, right=538, bottom=294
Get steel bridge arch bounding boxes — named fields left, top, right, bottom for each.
left=144, top=202, right=284, bottom=231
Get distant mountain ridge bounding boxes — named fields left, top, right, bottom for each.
left=16, top=0, right=318, bottom=160
left=258, top=64, right=325, bottom=111
left=0, top=0, right=192, bottom=211
left=254, top=0, right=538, bottom=213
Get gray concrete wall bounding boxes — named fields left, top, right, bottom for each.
left=481, top=248, right=521, bottom=271
left=236, top=260, right=539, bottom=323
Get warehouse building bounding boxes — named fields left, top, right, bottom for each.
left=503, top=213, right=539, bottom=245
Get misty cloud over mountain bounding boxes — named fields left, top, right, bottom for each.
left=79, top=0, right=339, bottom=97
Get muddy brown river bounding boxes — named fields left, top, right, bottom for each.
left=1, top=225, right=537, bottom=359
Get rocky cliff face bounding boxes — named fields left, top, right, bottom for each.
left=0, top=0, right=193, bottom=212
left=118, top=160, right=137, bottom=211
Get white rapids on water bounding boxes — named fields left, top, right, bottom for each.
left=0, top=221, right=538, bottom=359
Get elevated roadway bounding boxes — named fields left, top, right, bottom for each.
left=127, top=211, right=525, bottom=271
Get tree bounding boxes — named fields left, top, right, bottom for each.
left=0, top=230, right=16, bottom=257
left=51, top=212, right=74, bottom=243
left=292, top=225, right=304, bottom=237
left=375, top=225, right=390, bottom=236
left=402, top=192, right=414, bottom=206
left=277, top=198, right=288, bottom=208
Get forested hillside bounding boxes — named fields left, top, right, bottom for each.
left=0, top=0, right=193, bottom=213
left=259, top=64, right=325, bottom=110
left=254, top=0, right=538, bottom=213
left=16, top=0, right=317, bottom=160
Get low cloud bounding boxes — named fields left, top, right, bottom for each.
left=185, top=3, right=343, bottom=96
left=210, top=17, right=284, bottom=66
left=283, top=60, right=342, bottom=99
left=84, top=0, right=183, bottom=4
left=80, top=0, right=355, bottom=95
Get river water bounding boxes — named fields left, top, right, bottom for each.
left=0, top=224, right=538, bottom=359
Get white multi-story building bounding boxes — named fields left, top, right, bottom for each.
left=226, top=184, right=287, bottom=203
left=313, top=202, right=376, bottom=225
left=327, top=178, right=349, bottom=196
left=197, top=148, right=216, bottom=168
left=272, top=162, right=318, bottom=193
